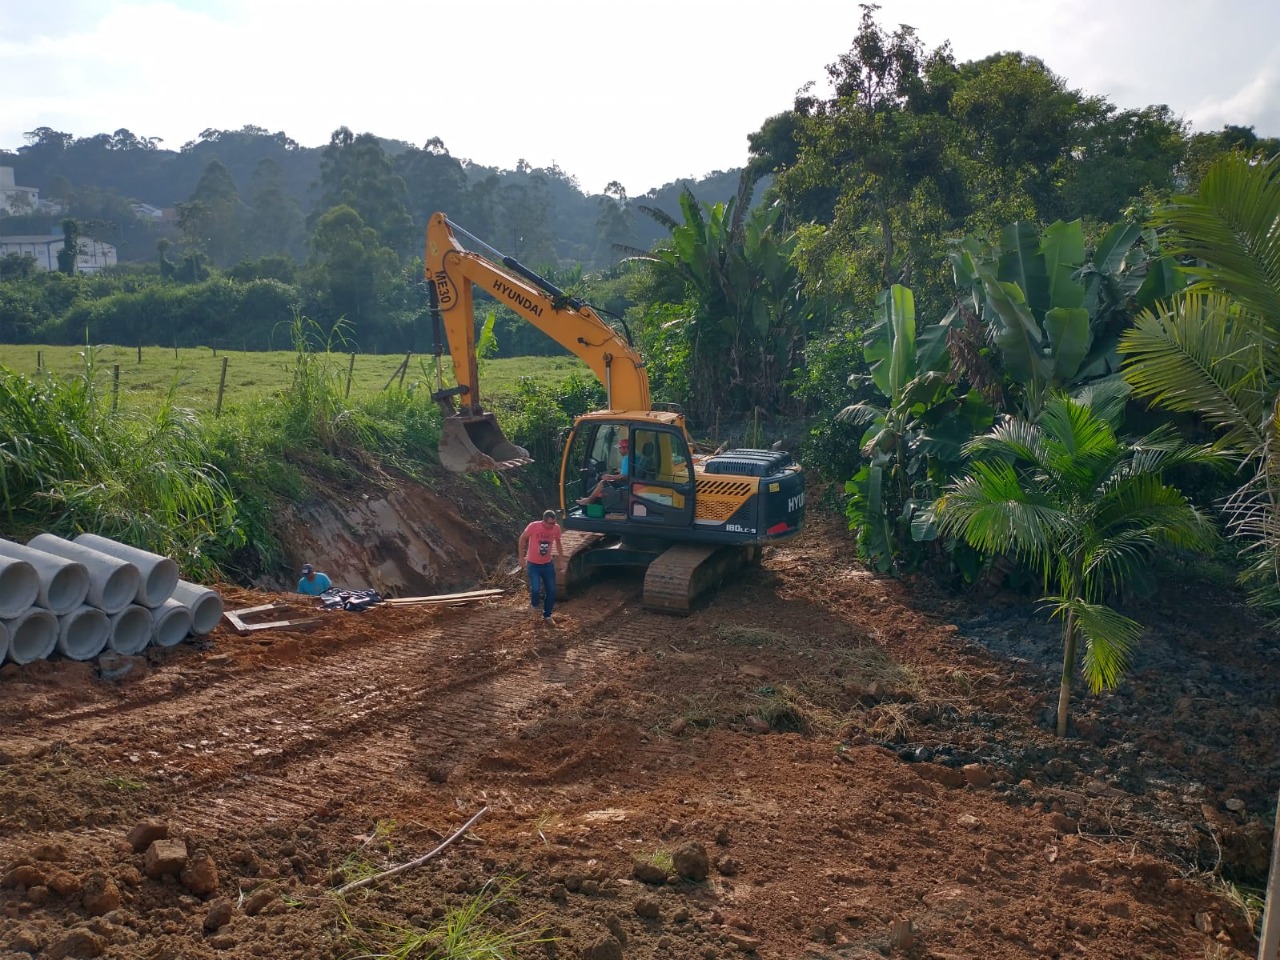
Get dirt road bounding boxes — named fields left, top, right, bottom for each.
left=0, top=515, right=1268, bottom=959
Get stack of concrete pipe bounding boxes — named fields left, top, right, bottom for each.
left=0, top=534, right=224, bottom=666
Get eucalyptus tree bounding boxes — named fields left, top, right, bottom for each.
left=245, top=157, right=304, bottom=260
left=306, top=204, right=402, bottom=343
left=177, top=158, right=246, bottom=266
left=312, top=127, right=416, bottom=259
left=939, top=392, right=1218, bottom=735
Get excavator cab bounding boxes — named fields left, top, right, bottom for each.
left=562, top=416, right=696, bottom=529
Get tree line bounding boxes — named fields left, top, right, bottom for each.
left=0, top=124, right=745, bottom=354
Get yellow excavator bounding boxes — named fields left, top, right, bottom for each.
left=425, top=212, right=805, bottom=613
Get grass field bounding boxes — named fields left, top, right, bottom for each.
left=0, top=345, right=588, bottom=413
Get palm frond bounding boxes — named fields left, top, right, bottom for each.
left=1221, top=400, right=1280, bottom=619
left=1044, top=597, right=1141, bottom=693
left=1069, top=376, right=1131, bottom=427
left=1120, top=291, right=1271, bottom=455
left=612, top=244, right=661, bottom=262
left=963, top=416, right=1044, bottom=466
left=634, top=204, right=680, bottom=232
left=938, top=461, right=1071, bottom=568
left=1156, top=152, right=1280, bottom=329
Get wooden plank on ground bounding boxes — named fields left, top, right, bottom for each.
left=384, top=589, right=503, bottom=605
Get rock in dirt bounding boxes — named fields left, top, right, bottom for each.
left=9, top=926, right=43, bottom=953
left=1047, top=812, right=1078, bottom=834
left=97, top=652, right=147, bottom=682
left=47, top=869, right=83, bottom=897
left=673, top=841, right=709, bottom=881
left=604, top=914, right=628, bottom=944
left=126, top=820, right=169, bottom=853
left=30, top=841, right=70, bottom=862
left=204, top=899, right=234, bottom=931
left=45, top=928, right=105, bottom=960
left=581, top=934, right=623, bottom=960
left=144, top=839, right=188, bottom=879
left=633, top=861, right=667, bottom=885
left=725, top=931, right=762, bottom=952
left=81, top=873, right=121, bottom=915
left=3, top=863, right=46, bottom=888
left=634, top=897, right=661, bottom=919
left=962, top=763, right=993, bottom=788
left=715, top=855, right=741, bottom=876
left=915, top=762, right=965, bottom=789
left=181, top=852, right=219, bottom=896
left=242, top=885, right=277, bottom=916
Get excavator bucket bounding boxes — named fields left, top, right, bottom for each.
left=439, top=414, right=533, bottom=473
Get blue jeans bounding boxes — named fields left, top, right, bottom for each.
left=527, top=561, right=556, bottom=618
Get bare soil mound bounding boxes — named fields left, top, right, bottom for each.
left=0, top=511, right=1271, bottom=959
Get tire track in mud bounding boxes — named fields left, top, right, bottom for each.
left=0, top=580, right=689, bottom=846
left=179, top=597, right=689, bottom=831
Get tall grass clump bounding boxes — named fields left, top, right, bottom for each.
left=344, top=876, right=554, bottom=960
left=246, top=314, right=444, bottom=477
left=0, top=350, right=239, bottom=574
left=274, top=313, right=382, bottom=455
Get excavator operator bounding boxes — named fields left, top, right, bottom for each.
left=578, top=435, right=630, bottom=506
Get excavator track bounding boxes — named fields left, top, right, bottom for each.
left=558, top=530, right=606, bottom=598
left=642, top=543, right=749, bottom=615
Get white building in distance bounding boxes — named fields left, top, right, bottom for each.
left=0, top=166, right=40, bottom=215
left=0, top=235, right=118, bottom=274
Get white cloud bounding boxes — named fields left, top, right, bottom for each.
left=3, top=0, right=1279, bottom=196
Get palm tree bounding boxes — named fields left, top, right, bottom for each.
left=938, top=392, right=1219, bottom=736
left=1120, top=151, right=1280, bottom=614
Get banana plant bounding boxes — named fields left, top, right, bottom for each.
left=948, top=219, right=1179, bottom=417
left=839, top=285, right=992, bottom=571
left=623, top=180, right=812, bottom=417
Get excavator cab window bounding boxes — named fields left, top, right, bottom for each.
left=628, top=428, right=693, bottom=524
left=565, top=422, right=628, bottom=512
left=566, top=421, right=694, bottom=526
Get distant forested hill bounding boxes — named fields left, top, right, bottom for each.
left=0, top=125, right=749, bottom=266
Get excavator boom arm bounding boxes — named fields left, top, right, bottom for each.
left=425, top=213, right=651, bottom=412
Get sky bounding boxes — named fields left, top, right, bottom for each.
left=3, top=0, right=1278, bottom=198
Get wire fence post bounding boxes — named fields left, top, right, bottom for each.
left=383, top=353, right=410, bottom=391
left=137, top=344, right=142, bottom=364
left=215, top=356, right=229, bottom=419
left=1259, top=788, right=1280, bottom=959
left=111, top=364, right=120, bottom=413
left=36, top=350, right=42, bottom=371
left=399, top=351, right=410, bottom=388
left=346, top=352, right=356, bottom=398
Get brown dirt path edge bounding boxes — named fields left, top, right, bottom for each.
left=0, top=513, right=1267, bottom=959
